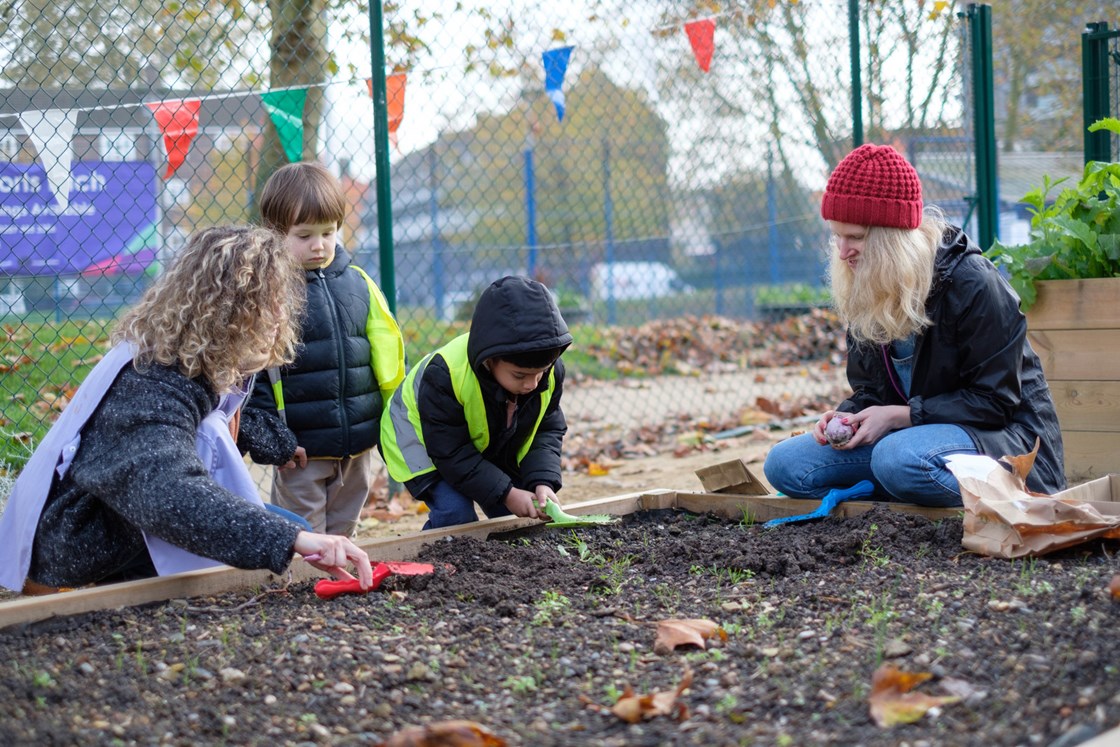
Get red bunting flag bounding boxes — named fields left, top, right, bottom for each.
left=146, top=99, right=201, bottom=178
left=684, top=19, right=716, bottom=73
left=366, top=73, right=407, bottom=149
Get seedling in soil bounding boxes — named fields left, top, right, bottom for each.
left=738, top=507, right=757, bottom=528
left=859, top=592, right=899, bottom=663
left=651, top=582, right=681, bottom=609
left=690, top=564, right=754, bottom=585
left=1013, top=558, right=1055, bottom=597
left=532, top=590, right=571, bottom=626
left=562, top=532, right=606, bottom=565
left=715, top=693, right=738, bottom=715
left=502, top=675, right=537, bottom=694
left=859, top=524, right=890, bottom=568
left=595, top=560, right=632, bottom=596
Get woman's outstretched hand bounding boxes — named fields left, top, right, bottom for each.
left=294, top=532, right=373, bottom=589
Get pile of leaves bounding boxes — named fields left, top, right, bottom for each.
left=571, top=310, right=845, bottom=379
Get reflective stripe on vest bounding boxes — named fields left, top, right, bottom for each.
left=381, top=333, right=555, bottom=482
left=266, top=367, right=286, bottom=423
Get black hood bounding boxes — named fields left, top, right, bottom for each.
left=931, top=225, right=979, bottom=297
left=466, top=276, right=573, bottom=370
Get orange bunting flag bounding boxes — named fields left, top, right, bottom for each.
left=366, top=73, right=407, bottom=150
left=145, top=99, right=201, bottom=179
left=684, top=19, right=716, bottom=73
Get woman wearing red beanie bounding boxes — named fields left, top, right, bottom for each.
left=763, top=144, right=1065, bottom=506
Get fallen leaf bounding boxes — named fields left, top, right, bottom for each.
left=653, top=618, right=726, bottom=655
left=377, top=719, right=507, bottom=746
left=1109, top=574, right=1120, bottom=600
left=1000, top=438, right=1040, bottom=488
left=869, top=663, right=960, bottom=727
left=587, top=462, right=610, bottom=476
left=609, top=667, right=693, bottom=723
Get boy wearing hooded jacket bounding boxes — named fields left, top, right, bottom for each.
left=380, top=276, right=572, bottom=529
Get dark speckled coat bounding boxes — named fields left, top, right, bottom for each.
left=29, top=363, right=301, bottom=588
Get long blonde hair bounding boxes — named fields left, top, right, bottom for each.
left=113, top=225, right=306, bottom=393
left=829, top=210, right=948, bottom=345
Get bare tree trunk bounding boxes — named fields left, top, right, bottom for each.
left=251, top=0, right=328, bottom=219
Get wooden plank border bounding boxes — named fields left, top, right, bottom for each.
left=0, top=489, right=956, bottom=630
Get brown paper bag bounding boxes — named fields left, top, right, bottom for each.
left=952, top=459, right=1120, bottom=559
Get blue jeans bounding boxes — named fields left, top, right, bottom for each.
left=422, top=480, right=512, bottom=530
left=763, top=424, right=976, bottom=508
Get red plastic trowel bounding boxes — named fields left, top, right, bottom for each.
left=311, top=560, right=440, bottom=600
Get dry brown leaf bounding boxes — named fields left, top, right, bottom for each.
left=1000, top=438, right=1040, bottom=488
left=653, top=618, right=726, bottom=655
left=609, top=667, right=693, bottom=723
left=376, top=719, right=507, bottom=747
left=869, top=663, right=961, bottom=727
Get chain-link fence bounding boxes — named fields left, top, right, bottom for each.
left=1, top=1, right=1115, bottom=483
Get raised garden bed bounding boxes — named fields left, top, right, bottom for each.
left=1, top=491, right=1118, bottom=746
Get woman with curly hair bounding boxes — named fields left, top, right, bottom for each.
left=0, top=225, right=373, bottom=593
left=763, top=144, right=1065, bottom=507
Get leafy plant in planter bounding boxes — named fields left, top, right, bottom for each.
left=984, top=118, right=1120, bottom=310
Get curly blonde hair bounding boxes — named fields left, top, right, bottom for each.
left=113, top=225, right=306, bottom=393
left=829, top=210, right=948, bottom=345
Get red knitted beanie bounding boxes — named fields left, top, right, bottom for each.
left=820, top=144, right=924, bottom=229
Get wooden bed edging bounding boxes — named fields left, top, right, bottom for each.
left=0, top=488, right=956, bottom=630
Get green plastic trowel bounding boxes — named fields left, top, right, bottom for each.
left=542, top=499, right=619, bottom=527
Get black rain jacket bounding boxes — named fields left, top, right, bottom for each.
left=405, top=276, right=573, bottom=510
left=837, top=227, right=1066, bottom=495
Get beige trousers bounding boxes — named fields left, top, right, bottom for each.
left=271, top=449, right=377, bottom=537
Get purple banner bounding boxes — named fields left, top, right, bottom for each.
left=0, top=161, right=158, bottom=276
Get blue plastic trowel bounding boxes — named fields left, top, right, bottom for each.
left=762, top=480, right=876, bottom=528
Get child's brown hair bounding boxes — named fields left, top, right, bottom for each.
left=258, top=162, right=346, bottom=234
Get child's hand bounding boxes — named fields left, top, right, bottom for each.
left=534, top=485, right=557, bottom=510
left=294, top=531, right=373, bottom=589
left=281, top=446, right=308, bottom=470
left=504, top=487, right=546, bottom=520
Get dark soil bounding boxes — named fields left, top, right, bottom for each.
left=2, top=507, right=1119, bottom=746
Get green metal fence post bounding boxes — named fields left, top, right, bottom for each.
left=1082, top=22, right=1115, bottom=165
left=968, top=3, right=998, bottom=251
left=368, top=0, right=396, bottom=313
left=849, top=0, right=863, bottom=148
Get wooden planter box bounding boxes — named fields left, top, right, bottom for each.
left=1027, top=278, right=1120, bottom=482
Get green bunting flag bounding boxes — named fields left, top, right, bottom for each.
left=260, top=88, right=308, bottom=163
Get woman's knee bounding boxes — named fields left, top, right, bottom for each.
left=763, top=434, right=831, bottom=495
left=763, top=437, right=803, bottom=492
left=869, top=433, right=963, bottom=507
